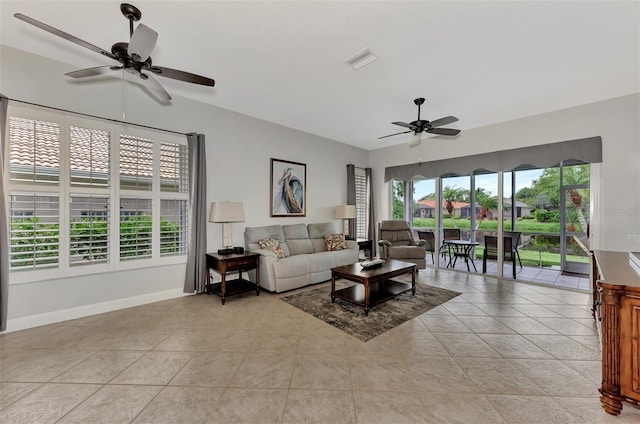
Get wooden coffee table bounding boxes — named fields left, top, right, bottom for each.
left=331, top=259, right=416, bottom=316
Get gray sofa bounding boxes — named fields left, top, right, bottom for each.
left=244, top=222, right=359, bottom=293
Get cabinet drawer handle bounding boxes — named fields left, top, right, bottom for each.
left=230, top=260, right=253, bottom=268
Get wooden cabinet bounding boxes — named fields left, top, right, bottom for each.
left=592, top=250, right=640, bottom=415
left=620, top=296, right=640, bottom=402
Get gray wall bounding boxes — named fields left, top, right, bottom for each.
left=1, top=45, right=368, bottom=328
left=370, top=93, right=640, bottom=253
left=2, top=43, right=639, bottom=329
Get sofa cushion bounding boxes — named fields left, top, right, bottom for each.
left=245, top=225, right=290, bottom=257
left=283, top=223, right=314, bottom=255
left=308, top=222, right=338, bottom=252
left=273, top=254, right=311, bottom=279
left=324, top=233, right=347, bottom=251
left=258, top=238, right=285, bottom=259
left=380, top=229, right=412, bottom=246
left=308, top=251, right=336, bottom=273
left=330, top=248, right=358, bottom=267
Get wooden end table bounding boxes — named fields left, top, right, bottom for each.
left=331, top=259, right=416, bottom=316
left=357, top=238, right=374, bottom=260
left=206, top=252, right=260, bottom=304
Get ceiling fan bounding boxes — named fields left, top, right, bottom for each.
left=378, top=98, right=460, bottom=147
left=14, top=3, right=215, bottom=102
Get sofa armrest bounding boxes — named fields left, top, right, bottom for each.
left=378, top=240, right=392, bottom=247
left=414, top=239, right=427, bottom=247
left=345, top=240, right=358, bottom=251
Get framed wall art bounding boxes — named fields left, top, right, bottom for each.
left=270, top=158, right=306, bottom=217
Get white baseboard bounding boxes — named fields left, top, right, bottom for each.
left=5, top=288, right=191, bottom=333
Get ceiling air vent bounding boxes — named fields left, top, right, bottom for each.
left=345, top=48, right=378, bottom=70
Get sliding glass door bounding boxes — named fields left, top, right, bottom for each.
left=560, top=163, right=590, bottom=274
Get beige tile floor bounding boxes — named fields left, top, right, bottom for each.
left=2, top=268, right=640, bottom=423
left=428, top=254, right=590, bottom=290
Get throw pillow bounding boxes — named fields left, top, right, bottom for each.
left=324, top=233, right=347, bottom=251
left=258, top=238, right=285, bottom=259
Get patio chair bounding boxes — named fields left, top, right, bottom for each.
left=441, top=228, right=461, bottom=259
left=377, top=220, right=427, bottom=269
left=482, top=233, right=522, bottom=279
left=416, top=230, right=436, bottom=263
left=505, top=231, right=523, bottom=268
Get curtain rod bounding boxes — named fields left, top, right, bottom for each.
left=0, top=95, right=189, bottom=136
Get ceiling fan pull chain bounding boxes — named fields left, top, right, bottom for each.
left=122, top=69, right=126, bottom=120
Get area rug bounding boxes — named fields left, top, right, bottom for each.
left=280, top=281, right=461, bottom=341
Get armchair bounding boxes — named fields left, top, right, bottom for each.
left=377, top=220, right=427, bottom=269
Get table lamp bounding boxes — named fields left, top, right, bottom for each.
left=335, top=204, right=356, bottom=237
left=210, top=201, right=245, bottom=254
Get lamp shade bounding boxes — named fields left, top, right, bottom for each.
left=335, top=204, right=356, bottom=219
left=209, top=201, right=245, bottom=223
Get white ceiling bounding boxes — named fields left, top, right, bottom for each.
left=1, top=1, right=638, bottom=150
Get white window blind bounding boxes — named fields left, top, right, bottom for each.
left=119, top=197, right=153, bottom=261
left=355, top=167, right=367, bottom=239
left=9, top=116, right=60, bottom=183
left=160, top=199, right=188, bottom=256
left=70, top=125, right=110, bottom=187
left=160, top=142, right=189, bottom=193
left=9, top=193, right=60, bottom=271
left=70, top=195, right=110, bottom=266
left=120, top=135, right=153, bottom=191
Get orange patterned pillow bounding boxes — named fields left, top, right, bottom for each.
left=324, top=234, right=347, bottom=251
left=258, top=238, right=285, bottom=259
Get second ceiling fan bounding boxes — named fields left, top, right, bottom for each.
left=379, top=98, right=460, bottom=147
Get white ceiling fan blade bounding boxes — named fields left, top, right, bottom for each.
left=123, top=70, right=171, bottom=102
left=128, top=23, right=157, bottom=62
left=139, top=73, right=172, bottom=102
left=66, top=65, right=121, bottom=78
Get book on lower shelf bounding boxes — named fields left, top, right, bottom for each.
left=629, top=252, right=640, bottom=275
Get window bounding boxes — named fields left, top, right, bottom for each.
left=354, top=167, right=367, bottom=239
left=70, top=195, right=109, bottom=266
left=119, top=198, right=153, bottom=261
left=391, top=179, right=405, bottom=220
left=5, top=104, right=190, bottom=282
left=70, top=126, right=109, bottom=187
left=160, top=142, right=188, bottom=193
left=120, top=134, right=153, bottom=191
left=9, top=116, right=60, bottom=183
left=9, top=193, right=60, bottom=271
left=160, top=199, right=188, bottom=256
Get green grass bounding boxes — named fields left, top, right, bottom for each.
left=413, top=217, right=588, bottom=267
left=412, top=217, right=582, bottom=233
left=471, top=246, right=588, bottom=268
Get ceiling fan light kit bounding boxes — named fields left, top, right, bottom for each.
left=379, top=97, right=461, bottom=146
left=14, top=3, right=215, bottom=103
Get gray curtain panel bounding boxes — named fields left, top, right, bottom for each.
left=183, top=133, right=208, bottom=293
left=0, top=96, right=9, bottom=331
left=366, top=167, right=376, bottom=257
left=346, top=164, right=356, bottom=239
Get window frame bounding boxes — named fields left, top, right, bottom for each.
left=5, top=103, right=189, bottom=284
left=354, top=167, right=368, bottom=239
